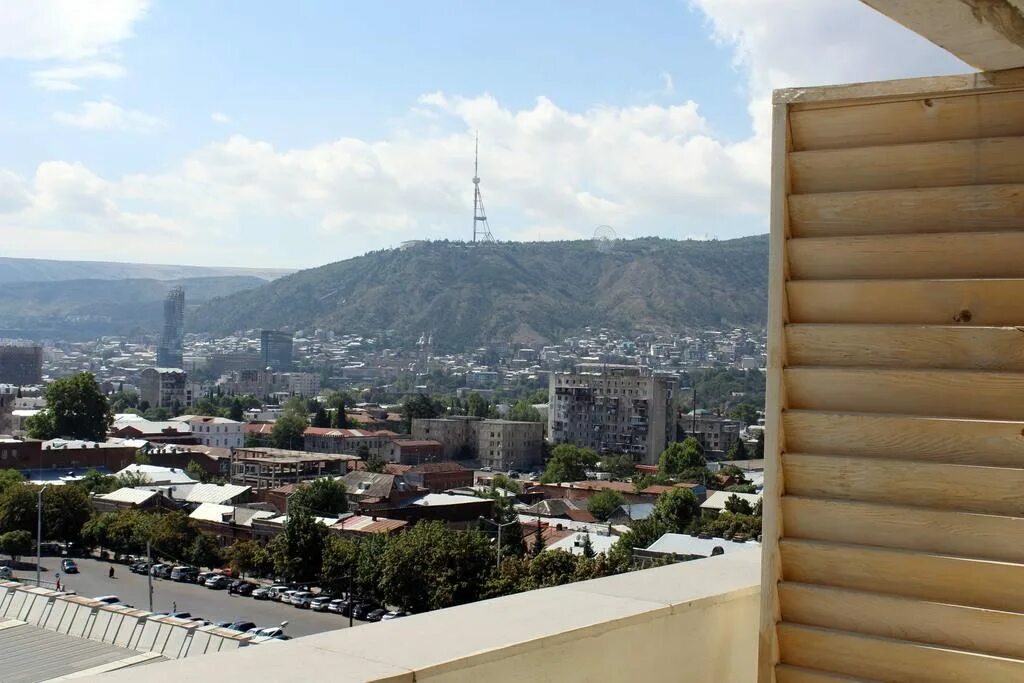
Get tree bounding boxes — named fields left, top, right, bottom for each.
left=658, top=438, right=705, bottom=477
left=188, top=533, right=223, bottom=569
left=365, top=452, right=387, bottom=473
left=466, top=393, right=491, bottom=418
left=586, top=490, right=625, bottom=522
left=134, top=450, right=152, bottom=465
left=320, top=536, right=360, bottom=595
left=606, top=517, right=665, bottom=572
left=540, top=444, right=598, bottom=483
left=729, top=403, right=759, bottom=427
left=0, top=484, right=39, bottom=534
left=186, top=460, right=208, bottom=483
left=725, top=494, right=755, bottom=515
left=227, top=539, right=272, bottom=577
left=727, top=439, right=750, bottom=461
left=271, top=411, right=308, bottom=450
left=29, top=373, right=114, bottom=441
left=755, top=430, right=765, bottom=459
left=0, top=470, right=24, bottom=496
left=150, top=511, right=196, bottom=562
left=507, top=400, right=541, bottom=423
left=0, top=530, right=33, bottom=562
left=651, top=488, right=701, bottom=533
left=527, top=549, right=579, bottom=589
left=400, top=393, right=443, bottom=432
left=289, top=478, right=348, bottom=516
left=274, top=509, right=329, bottom=583
left=77, top=468, right=118, bottom=495
left=490, top=473, right=521, bottom=495
left=116, top=471, right=151, bottom=488
left=229, top=398, right=245, bottom=422
left=311, top=404, right=331, bottom=428
left=580, top=533, right=596, bottom=559
left=600, top=454, right=636, bottom=479
left=43, top=485, right=92, bottom=544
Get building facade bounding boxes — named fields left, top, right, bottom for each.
left=0, top=344, right=43, bottom=386
left=174, top=415, right=244, bottom=449
left=549, top=364, right=675, bottom=465
left=288, top=372, right=320, bottom=397
left=260, top=330, right=293, bottom=370
left=303, top=428, right=398, bottom=456
left=157, top=287, right=185, bottom=368
left=682, top=411, right=741, bottom=457
left=412, top=416, right=544, bottom=471
left=139, top=367, right=187, bottom=411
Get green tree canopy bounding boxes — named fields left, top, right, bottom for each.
left=271, top=406, right=308, bottom=450
left=729, top=403, right=760, bottom=427
left=540, top=444, right=598, bottom=483
left=725, top=493, right=755, bottom=515
left=400, top=393, right=443, bottom=431
left=466, top=393, right=494, bottom=418
left=507, top=400, right=541, bottom=423
left=227, top=539, right=273, bottom=578
left=0, top=470, right=24, bottom=497
left=0, top=530, right=33, bottom=562
left=229, top=398, right=245, bottom=421
left=599, top=454, right=636, bottom=479
left=188, top=533, right=224, bottom=569
left=274, top=508, right=329, bottom=583
left=43, top=485, right=92, bottom=544
left=586, top=490, right=625, bottom=522
left=651, top=488, right=701, bottom=534
left=311, top=404, right=331, bottom=428
left=289, top=478, right=348, bottom=516
left=0, top=484, right=39, bottom=534
left=727, top=439, right=750, bottom=461
left=658, top=438, right=705, bottom=477
left=27, top=372, right=112, bottom=441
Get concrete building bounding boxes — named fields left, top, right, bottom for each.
left=139, top=367, right=187, bottom=411
left=172, top=415, right=244, bottom=449
left=288, top=372, right=320, bottom=397
left=682, top=411, right=742, bottom=458
left=229, top=447, right=358, bottom=490
left=385, top=439, right=443, bottom=465
left=303, top=428, right=399, bottom=456
left=549, top=364, right=675, bottom=465
left=157, top=286, right=184, bottom=368
left=260, top=330, right=293, bottom=370
left=412, top=416, right=544, bottom=470
left=0, top=343, right=43, bottom=385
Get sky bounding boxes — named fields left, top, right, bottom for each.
left=0, top=0, right=967, bottom=268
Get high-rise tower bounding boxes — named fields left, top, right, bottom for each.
left=157, top=286, right=185, bottom=368
left=472, top=133, right=495, bottom=244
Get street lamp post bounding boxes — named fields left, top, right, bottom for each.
left=479, top=516, right=517, bottom=570
left=36, top=484, right=49, bottom=587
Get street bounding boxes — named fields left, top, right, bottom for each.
left=22, top=557, right=365, bottom=638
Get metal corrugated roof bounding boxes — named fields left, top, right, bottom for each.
left=183, top=483, right=250, bottom=504
left=0, top=622, right=161, bottom=683
left=99, top=487, right=160, bottom=505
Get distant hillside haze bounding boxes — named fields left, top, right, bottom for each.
left=0, top=256, right=292, bottom=283
left=191, top=236, right=768, bottom=349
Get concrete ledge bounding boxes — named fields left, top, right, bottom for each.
left=85, top=550, right=762, bottom=683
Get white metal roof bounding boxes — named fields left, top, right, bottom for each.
left=183, top=483, right=250, bottom=504
left=546, top=532, right=617, bottom=556
left=99, top=487, right=160, bottom=505
left=699, top=490, right=762, bottom=511
left=114, top=464, right=196, bottom=485
left=646, top=533, right=760, bottom=557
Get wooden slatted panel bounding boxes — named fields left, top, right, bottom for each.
left=784, top=367, right=1024, bottom=421
left=779, top=582, right=1024, bottom=659
left=775, top=664, right=875, bottom=683
left=778, top=623, right=1024, bottom=682
left=785, top=325, right=1024, bottom=370
left=789, top=90, right=1024, bottom=150
left=788, top=184, right=1024, bottom=238
left=788, top=232, right=1024, bottom=280
left=783, top=454, right=1024, bottom=516
left=787, top=278, right=1024, bottom=325
left=781, top=497, right=1024, bottom=563
left=780, top=539, right=1024, bottom=613
left=790, top=137, right=1024, bottom=194
left=782, top=411, right=1024, bottom=467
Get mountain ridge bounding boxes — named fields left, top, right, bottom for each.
left=0, top=256, right=292, bottom=284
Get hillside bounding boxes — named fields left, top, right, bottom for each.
left=191, top=236, right=768, bottom=348
left=0, top=276, right=269, bottom=339
left=0, top=256, right=292, bottom=283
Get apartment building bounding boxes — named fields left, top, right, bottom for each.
left=0, top=343, right=43, bottom=385
left=681, top=411, right=742, bottom=457
left=139, top=367, right=187, bottom=411
left=287, top=372, right=320, bottom=397
left=303, top=427, right=398, bottom=456
left=549, top=364, right=675, bottom=465
left=412, top=416, right=544, bottom=471
left=173, top=415, right=244, bottom=449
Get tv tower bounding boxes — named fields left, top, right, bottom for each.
left=472, top=133, right=495, bottom=244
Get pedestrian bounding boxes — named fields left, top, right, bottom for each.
left=108, top=566, right=115, bottom=579
left=172, top=601, right=177, bottom=612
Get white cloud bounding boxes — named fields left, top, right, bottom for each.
left=659, top=72, right=675, bottom=95
left=52, top=100, right=164, bottom=132
left=0, top=0, right=148, bottom=61
left=31, top=61, right=127, bottom=90
left=211, top=112, right=231, bottom=124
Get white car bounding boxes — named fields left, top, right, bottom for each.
left=0, top=566, right=13, bottom=580
left=279, top=589, right=300, bottom=604
left=291, top=591, right=314, bottom=608
left=245, top=622, right=289, bottom=643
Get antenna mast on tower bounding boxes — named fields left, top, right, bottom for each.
left=472, top=133, right=495, bottom=244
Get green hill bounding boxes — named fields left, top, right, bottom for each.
left=191, top=236, right=768, bottom=349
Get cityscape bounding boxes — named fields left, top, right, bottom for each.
left=0, top=1, right=1017, bottom=682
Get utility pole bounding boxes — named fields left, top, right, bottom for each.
left=147, top=540, right=154, bottom=612
left=36, top=485, right=48, bottom=587
left=479, top=516, right=516, bottom=570
left=348, top=573, right=354, bottom=628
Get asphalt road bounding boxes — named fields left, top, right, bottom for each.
left=25, top=557, right=364, bottom=638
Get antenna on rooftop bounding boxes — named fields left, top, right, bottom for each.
left=472, top=132, right=496, bottom=244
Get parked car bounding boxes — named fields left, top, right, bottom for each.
left=278, top=589, right=299, bottom=604
left=381, top=610, right=408, bottom=620
left=228, top=579, right=246, bottom=593
left=291, top=591, right=315, bottom=608
left=60, top=559, right=79, bottom=574
left=148, top=563, right=166, bottom=576
left=244, top=623, right=289, bottom=643
left=310, top=596, right=333, bottom=612
left=251, top=587, right=273, bottom=600
left=327, top=598, right=347, bottom=614
left=352, top=602, right=377, bottom=620
left=93, top=595, right=122, bottom=605
left=365, top=608, right=386, bottom=622
left=171, top=566, right=197, bottom=582
left=205, top=575, right=232, bottom=589
left=229, top=620, right=256, bottom=633
left=0, top=567, right=13, bottom=580
left=130, top=562, right=150, bottom=574
left=168, top=612, right=192, bottom=620
left=234, top=582, right=256, bottom=597
left=196, top=571, right=217, bottom=584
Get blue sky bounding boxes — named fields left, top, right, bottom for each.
left=0, top=1, right=964, bottom=268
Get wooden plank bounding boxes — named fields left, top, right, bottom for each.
left=780, top=582, right=1024, bottom=660
left=790, top=137, right=1024, bottom=194
left=776, top=68, right=1024, bottom=107
left=778, top=623, right=1024, bottom=682
left=787, top=278, right=1024, bottom=325
left=789, top=89, right=1024, bottom=151
left=785, top=325, right=1024, bottom=370
left=788, top=184, right=1024, bottom=238
left=781, top=539, right=1024, bottom=613
left=758, top=100, right=792, bottom=683
left=782, top=411, right=1024, bottom=468
left=788, top=232, right=1024, bottom=280
left=783, top=454, right=1024, bottom=516
left=784, top=367, right=1024, bottom=421
left=781, top=496, right=1024, bottom=564
left=776, top=664, right=874, bottom=683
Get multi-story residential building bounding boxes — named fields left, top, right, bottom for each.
left=303, top=427, right=399, bottom=456
left=412, top=416, right=544, bottom=471
left=385, top=439, right=443, bottom=465
left=0, top=343, right=43, bottom=385
left=681, top=411, right=741, bottom=457
left=157, top=287, right=185, bottom=368
left=288, top=372, right=320, bottom=397
left=549, top=364, right=675, bottom=465
left=173, top=415, right=244, bottom=449
left=139, top=367, right=187, bottom=411
left=260, top=330, right=293, bottom=370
